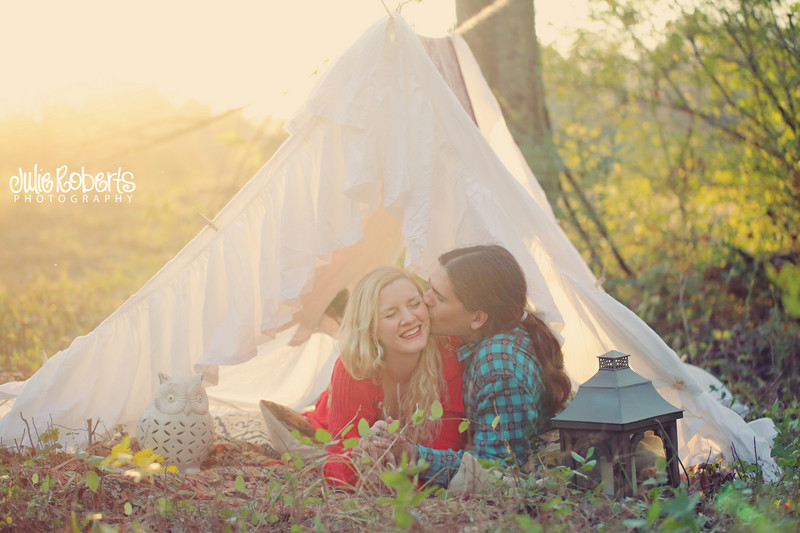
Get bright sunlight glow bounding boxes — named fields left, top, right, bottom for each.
left=0, top=0, right=592, bottom=119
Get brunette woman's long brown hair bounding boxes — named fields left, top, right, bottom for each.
left=438, top=245, right=571, bottom=416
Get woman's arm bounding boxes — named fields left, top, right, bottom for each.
left=323, top=358, right=382, bottom=487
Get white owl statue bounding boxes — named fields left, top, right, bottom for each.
left=136, top=372, right=215, bottom=473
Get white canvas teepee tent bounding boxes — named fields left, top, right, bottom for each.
left=0, top=14, right=779, bottom=478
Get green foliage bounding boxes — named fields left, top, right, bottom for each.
left=315, top=428, right=333, bottom=444
left=377, top=458, right=438, bottom=530
left=358, top=418, right=371, bottom=437
left=85, top=470, right=100, bottom=493
left=429, top=400, right=444, bottom=420
left=0, top=272, right=125, bottom=376
left=514, top=514, right=544, bottom=533
left=767, top=263, right=800, bottom=318
left=550, top=0, right=797, bottom=245
left=570, top=446, right=597, bottom=474
left=542, top=0, right=800, bottom=412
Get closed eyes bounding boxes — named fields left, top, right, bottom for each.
left=382, top=298, right=422, bottom=318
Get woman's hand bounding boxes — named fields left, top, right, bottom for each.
left=368, top=419, right=418, bottom=465
left=358, top=434, right=397, bottom=469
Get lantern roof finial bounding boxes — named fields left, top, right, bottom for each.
left=598, top=350, right=629, bottom=370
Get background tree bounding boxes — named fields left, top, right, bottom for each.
left=456, top=0, right=634, bottom=276
left=456, top=0, right=556, bottom=195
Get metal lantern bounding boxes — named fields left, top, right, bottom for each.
left=552, top=351, right=683, bottom=497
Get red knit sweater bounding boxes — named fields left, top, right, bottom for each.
left=303, top=340, right=465, bottom=487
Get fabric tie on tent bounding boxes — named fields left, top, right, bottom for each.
left=0, top=14, right=779, bottom=480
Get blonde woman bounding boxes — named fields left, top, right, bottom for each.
left=300, top=266, right=466, bottom=488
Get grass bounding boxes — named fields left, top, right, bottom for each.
left=0, top=404, right=798, bottom=532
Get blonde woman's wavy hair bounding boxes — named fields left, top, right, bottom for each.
left=338, top=266, right=444, bottom=443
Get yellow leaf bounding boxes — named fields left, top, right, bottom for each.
left=102, top=436, right=134, bottom=467
left=112, top=436, right=132, bottom=457
left=133, top=448, right=164, bottom=468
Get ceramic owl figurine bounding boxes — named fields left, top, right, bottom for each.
left=136, top=372, right=215, bottom=473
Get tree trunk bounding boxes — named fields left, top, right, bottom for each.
left=456, top=0, right=560, bottom=203
left=456, top=0, right=635, bottom=278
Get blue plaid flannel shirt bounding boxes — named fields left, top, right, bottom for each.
left=416, top=326, right=546, bottom=485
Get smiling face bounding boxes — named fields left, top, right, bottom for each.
left=423, top=263, right=486, bottom=341
left=375, top=277, right=430, bottom=360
